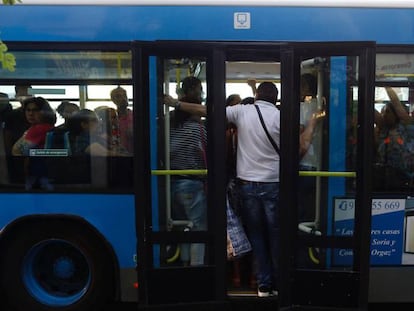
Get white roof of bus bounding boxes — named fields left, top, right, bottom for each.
left=17, top=0, right=414, bottom=8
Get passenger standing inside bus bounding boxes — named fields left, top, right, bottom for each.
left=165, top=81, right=280, bottom=297
left=94, top=106, right=122, bottom=153
left=170, top=76, right=207, bottom=266
left=225, top=93, right=241, bottom=213
left=12, top=97, right=56, bottom=190
left=374, top=87, right=414, bottom=190
left=226, top=94, right=256, bottom=289
left=226, top=94, right=242, bottom=107
left=225, top=93, right=242, bottom=287
left=297, top=74, right=325, bottom=268
left=110, top=86, right=133, bottom=154
left=298, top=73, right=325, bottom=222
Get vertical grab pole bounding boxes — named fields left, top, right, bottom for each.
left=315, top=69, right=324, bottom=228
left=164, top=65, right=172, bottom=229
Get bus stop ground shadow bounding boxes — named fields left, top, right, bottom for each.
left=103, top=301, right=414, bottom=311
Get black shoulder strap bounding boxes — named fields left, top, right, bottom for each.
left=254, top=105, right=280, bottom=156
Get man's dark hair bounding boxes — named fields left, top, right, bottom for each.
left=301, top=73, right=317, bottom=97
left=256, top=82, right=278, bottom=105
left=181, top=76, right=201, bottom=95
left=56, top=100, right=79, bottom=117
left=173, top=76, right=202, bottom=128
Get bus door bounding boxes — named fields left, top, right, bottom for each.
left=133, top=41, right=228, bottom=307
left=278, top=42, right=376, bottom=310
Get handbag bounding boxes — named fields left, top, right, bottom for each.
left=226, top=197, right=252, bottom=260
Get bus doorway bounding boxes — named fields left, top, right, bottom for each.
left=134, top=41, right=376, bottom=310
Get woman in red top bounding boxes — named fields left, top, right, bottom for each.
left=12, top=97, right=56, bottom=190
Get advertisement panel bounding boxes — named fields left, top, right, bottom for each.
left=333, top=197, right=406, bottom=265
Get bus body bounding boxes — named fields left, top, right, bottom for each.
left=1, top=2, right=414, bottom=311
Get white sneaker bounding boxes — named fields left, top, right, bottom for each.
left=257, top=286, right=271, bottom=297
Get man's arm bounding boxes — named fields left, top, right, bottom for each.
left=299, top=110, right=325, bottom=157
left=164, top=95, right=207, bottom=117
left=247, top=79, right=257, bottom=95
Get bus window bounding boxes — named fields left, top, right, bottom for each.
left=0, top=84, right=134, bottom=192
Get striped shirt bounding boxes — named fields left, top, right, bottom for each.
left=170, top=119, right=207, bottom=174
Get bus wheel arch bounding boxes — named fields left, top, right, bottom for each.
left=0, top=215, right=119, bottom=311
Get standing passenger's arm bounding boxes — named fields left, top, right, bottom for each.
left=164, top=95, right=207, bottom=117
left=247, top=79, right=257, bottom=95
left=385, top=87, right=411, bottom=123
left=299, top=110, right=325, bottom=157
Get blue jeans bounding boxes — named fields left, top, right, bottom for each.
left=172, top=179, right=207, bottom=266
left=239, top=181, right=280, bottom=289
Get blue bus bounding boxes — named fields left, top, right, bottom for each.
left=1, top=1, right=414, bottom=310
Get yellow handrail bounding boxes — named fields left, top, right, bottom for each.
left=299, top=171, right=356, bottom=177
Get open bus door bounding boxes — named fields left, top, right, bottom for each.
left=133, top=41, right=228, bottom=308
left=133, top=41, right=376, bottom=310
left=279, top=42, right=376, bottom=310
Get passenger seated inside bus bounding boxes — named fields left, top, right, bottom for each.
left=55, top=100, right=80, bottom=130
left=68, top=109, right=126, bottom=156
left=68, top=109, right=107, bottom=156
left=1, top=92, right=133, bottom=190
left=44, top=101, right=79, bottom=153
left=11, top=97, right=56, bottom=190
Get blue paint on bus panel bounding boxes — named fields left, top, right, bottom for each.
left=1, top=6, right=414, bottom=43
left=0, top=193, right=136, bottom=268
left=327, top=57, right=348, bottom=235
